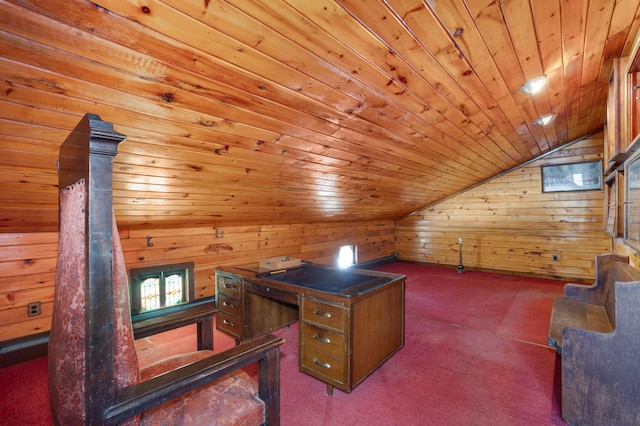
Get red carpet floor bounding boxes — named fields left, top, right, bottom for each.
left=0, top=263, right=568, bottom=425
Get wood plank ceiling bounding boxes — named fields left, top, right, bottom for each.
left=1, top=0, right=640, bottom=232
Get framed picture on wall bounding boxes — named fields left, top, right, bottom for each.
left=541, top=160, right=602, bottom=193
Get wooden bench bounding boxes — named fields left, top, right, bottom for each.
left=0, top=301, right=217, bottom=368
left=548, top=253, right=640, bottom=425
left=132, top=299, right=216, bottom=351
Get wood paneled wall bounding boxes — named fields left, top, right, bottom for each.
left=397, top=133, right=611, bottom=281
left=0, top=134, right=612, bottom=343
left=0, top=220, right=395, bottom=342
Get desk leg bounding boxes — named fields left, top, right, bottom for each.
left=326, top=384, right=334, bottom=396
left=197, top=316, right=214, bottom=351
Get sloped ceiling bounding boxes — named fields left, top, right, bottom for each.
left=1, top=0, right=640, bottom=232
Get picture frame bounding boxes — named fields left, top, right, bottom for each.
left=541, top=160, right=602, bottom=193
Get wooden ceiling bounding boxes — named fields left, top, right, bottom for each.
left=2, top=0, right=640, bottom=232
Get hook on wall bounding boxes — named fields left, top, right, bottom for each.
left=146, top=235, right=154, bottom=247
left=215, top=227, right=224, bottom=238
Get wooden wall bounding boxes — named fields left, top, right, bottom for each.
left=0, top=220, right=395, bottom=342
left=0, top=133, right=612, bottom=343
left=396, top=133, right=611, bottom=281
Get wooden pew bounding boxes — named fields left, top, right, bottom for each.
left=0, top=301, right=217, bottom=369
left=132, top=299, right=216, bottom=350
left=49, top=113, right=284, bottom=425
left=548, top=253, right=640, bottom=425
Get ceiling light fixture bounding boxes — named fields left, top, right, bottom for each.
left=534, top=113, right=554, bottom=126
left=520, top=76, right=547, bottom=94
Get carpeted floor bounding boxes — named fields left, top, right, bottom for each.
left=0, top=262, right=569, bottom=425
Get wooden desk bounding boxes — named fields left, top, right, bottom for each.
left=215, top=264, right=405, bottom=395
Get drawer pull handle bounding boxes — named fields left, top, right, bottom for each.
left=313, top=333, right=331, bottom=344
left=313, top=358, right=331, bottom=369
left=224, top=284, right=236, bottom=289
left=222, top=301, right=235, bottom=308
left=313, top=310, right=331, bottom=318
left=222, top=319, right=235, bottom=326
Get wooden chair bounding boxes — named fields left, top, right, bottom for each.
left=48, top=113, right=284, bottom=425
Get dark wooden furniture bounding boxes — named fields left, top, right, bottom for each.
left=548, top=253, right=640, bottom=425
left=217, top=269, right=299, bottom=343
left=216, top=263, right=405, bottom=395
left=49, top=114, right=284, bottom=425
left=132, top=300, right=216, bottom=350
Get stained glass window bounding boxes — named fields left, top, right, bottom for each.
left=141, top=276, right=161, bottom=311
left=129, top=262, right=194, bottom=314
left=165, top=273, right=184, bottom=306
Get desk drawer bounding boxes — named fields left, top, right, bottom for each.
left=301, top=347, right=345, bottom=384
left=217, top=274, right=241, bottom=298
left=217, top=293, right=241, bottom=318
left=302, top=297, right=345, bottom=331
left=217, top=311, right=241, bottom=338
left=301, top=322, right=344, bottom=358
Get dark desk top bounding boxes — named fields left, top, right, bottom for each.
left=256, top=264, right=393, bottom=298
left=223, top=262, right=405, bottom=303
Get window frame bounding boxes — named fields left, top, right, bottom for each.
left=624, top=150, right=640, bottom=251
left=129, top=261, right=195, bottom=315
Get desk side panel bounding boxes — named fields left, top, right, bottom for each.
left=351, top=278, right=405, bottom=386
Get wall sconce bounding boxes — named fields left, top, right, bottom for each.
left=520, top=76, right=547, bottom=94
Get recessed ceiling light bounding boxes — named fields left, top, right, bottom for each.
left=534, top=113, right=554, bottom=125
left=520, top=76, right=547, bottom=94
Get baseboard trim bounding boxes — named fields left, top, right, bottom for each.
left=355, top=253, right=398, bottom=270
left=0, top=332, right=50, bottom=368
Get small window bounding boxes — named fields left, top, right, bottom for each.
left=337, top=245, right=357, bottom=269
left=625, top=151, right=640, bottom=251
left=129, top=262, right=195, bottom=315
